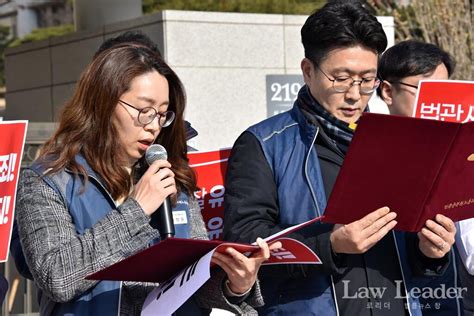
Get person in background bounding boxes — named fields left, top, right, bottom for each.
left=93, top=30, right=162, bottom=58
left=377, top=39, right=454, bottom=117
left=224, top=1, right=456, bottom=315
left=378, top=39, right=468, bottom=315
left=15, top=42, right=274, bottom=315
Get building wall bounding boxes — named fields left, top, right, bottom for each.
left=162, top=11, right=393, bottom=150
left=4, top=10, right=394, bottom=151
left=0, top=0, right=73, bottom=38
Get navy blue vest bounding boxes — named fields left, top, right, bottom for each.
left=247, top=105, right=336, bottom=315
left=30, top=156, right=194, bottom=315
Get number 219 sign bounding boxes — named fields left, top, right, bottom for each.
left=266, top=75, right=304, bottom=117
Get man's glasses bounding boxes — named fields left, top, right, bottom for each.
left=119, top=100, right=175, bottom=127
left=389, top=81, right=419, bottom=89
left=315, top=64, right=380, bottom=95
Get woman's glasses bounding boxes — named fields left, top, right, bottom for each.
left=119, top=99, right=175, bottom=127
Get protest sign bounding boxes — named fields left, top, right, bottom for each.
left=188, top=149, right=231, bottom=240
left=0, top=121, right=28, bottom=262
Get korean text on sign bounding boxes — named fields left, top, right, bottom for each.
left=0, top=121, right=28, bottom=262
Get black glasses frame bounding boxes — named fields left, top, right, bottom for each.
left=119, top=99, right=175, bottom=127
left=389, top=81, right=419, bottom=89
left=315, top=64, right=380, bottom=95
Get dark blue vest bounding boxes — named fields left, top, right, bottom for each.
left=247, top=105, right=336, bottom=315
left=30, top=156, right=194, bottom=315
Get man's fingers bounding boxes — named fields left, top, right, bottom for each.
left=420, top=227, right=446, bottom=249
left=357, top=206, right=391, bottom=229
left=417, top=231, right=427, bottom=243
left=418, top=230, right=446, bottom=257
left=425, top=219, right=448, bottom=241
left=425, top=217, right=455, bottom=247
left=435, top=214, right=456, bottom=233
left=363, top=211, right=397, bottom=236
left=363, top=220, right=397, bottom=249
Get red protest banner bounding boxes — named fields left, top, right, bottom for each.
left=0, top=121, right=28, bottom=262
left=413, top=80, right=474, bottom=122
left=188, top=149, right=231, bottom=240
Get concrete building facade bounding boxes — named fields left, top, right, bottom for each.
left=0, top=0, right=73, bottom=38
left=4, top=10, right=394, bottom=152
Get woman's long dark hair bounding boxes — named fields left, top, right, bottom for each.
left=39, top=45, right=197, bottom=199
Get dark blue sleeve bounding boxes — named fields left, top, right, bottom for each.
left=406, top=232, right=449, bottom=276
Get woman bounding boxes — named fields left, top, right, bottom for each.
left=16, top=45, right=272, bottom=315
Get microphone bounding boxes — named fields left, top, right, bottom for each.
left=145, top=144, right=175, bottom=239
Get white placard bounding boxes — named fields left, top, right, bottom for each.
left=141, top=249, right=214, bottom=315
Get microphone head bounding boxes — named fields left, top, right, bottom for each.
left=145, top=144, right=168, bottom=165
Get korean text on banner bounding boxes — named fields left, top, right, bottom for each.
left=188, top=148, right=231, bottom=240
left=0, top=121, right=28, bottom=262
left=413, top=80, right=474, bottom=122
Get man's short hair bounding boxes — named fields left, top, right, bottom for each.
left=377, top=40, right=455, bottom=97
left=95, top=30, right=161, bottom=58
left=301, top=0, right=387, bottom=65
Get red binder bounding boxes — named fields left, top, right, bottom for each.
left=87, top=217, right=323, bottom=283
left=87, top=238, right=230, bottom=283
left=323, top=113, right=474, bottom=232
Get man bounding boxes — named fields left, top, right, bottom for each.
left=377, top=40, right=455, bottom=117
left=224, top=1, right=456, bottom=315
left=378, top=40, right=468, bottom=316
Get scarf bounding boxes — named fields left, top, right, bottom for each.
left=296, top=85, right=368, bottom=153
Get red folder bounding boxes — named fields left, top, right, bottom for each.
left=87, top=217, right=323, bottom=283
left=323, top=113, right=474, bottom=232
left=87, top=238, right=230, bottom=283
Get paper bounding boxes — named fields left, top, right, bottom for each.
left=141, top=250, right=214, bottom=316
